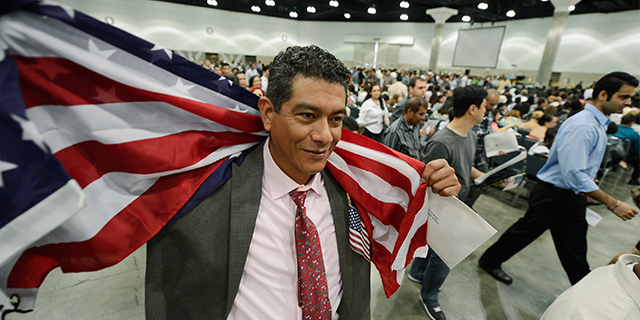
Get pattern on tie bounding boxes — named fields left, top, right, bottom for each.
left=289, top=190, right=332, bottom=320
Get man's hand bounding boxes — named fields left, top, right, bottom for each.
left=612, top=201, right=637, bottom=221
left=421, top=159, right=460, bottom=197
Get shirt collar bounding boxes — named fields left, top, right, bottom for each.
left=585, top=103, right=611, bottom=128
left=262, top=138, right=325, bottom=200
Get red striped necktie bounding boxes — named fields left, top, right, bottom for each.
left=289, top=190, right=332, bottom=320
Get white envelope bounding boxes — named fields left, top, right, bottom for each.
left=426, top=190, right=497, bottom=269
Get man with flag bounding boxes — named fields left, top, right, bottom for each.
left=146, top=45, right=460, bottom=319
left=0, top=1, right=461, bottom=317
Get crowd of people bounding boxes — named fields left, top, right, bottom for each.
left=340, top=67, right=640, bottom=320
left=189, top=54, right=640, bottom=320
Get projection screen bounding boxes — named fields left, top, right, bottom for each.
left=452, top=26, right=506, bottom=69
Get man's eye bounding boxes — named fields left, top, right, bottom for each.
left=331, top=117, right=344, bottom=124
left=301, top=113, right=314, bottom=119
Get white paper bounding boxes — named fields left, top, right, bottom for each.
left=484, top=130, right=520, bottom=158
left=585, top=208, right=603, bottom=227
left=426, top=190, right=498, bottom=269
left=474, top=149, right=526, bottom=185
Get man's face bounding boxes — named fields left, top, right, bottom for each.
left=600, top=84, right=635, bottom=115
left=259, top=76, right=346, bottom=185
left=474, top=99, right=487, bottom=124
left=407, top=106, right=428, bottom=125
left=485, top=95, right=499, bottom=112
left=410, top=80, right=427, bottom=98
left=237, top=73, right=247, bottom=88
left=213, top=66, right=222, bottom=75
left=222, top=65, right=231, bottom=75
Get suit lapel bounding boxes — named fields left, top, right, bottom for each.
left=227, top=142, right=265, bottom=311
left=322, top=169, right=352, bottom=313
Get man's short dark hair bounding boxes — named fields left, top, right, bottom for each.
left=593, top=72, right=639, bottom=101
left=267, top=45, right=350, bottom=112
left=451, top=85, right=487, bottom=118
left=404, top=96, right=428, bottom=114
left=221, top=62, right=229, bottom=68
left=621, top=114, right=637, bottom=125
left=409, top=76, right=425, bottom=88
left=396, top=74, right=403, bottom=82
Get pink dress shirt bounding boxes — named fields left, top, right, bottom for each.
left=227, top=140, right=343, bottom=320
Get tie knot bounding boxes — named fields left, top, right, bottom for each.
left=289, top=190, right=308, bottom=208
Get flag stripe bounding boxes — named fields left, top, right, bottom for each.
left=7, top=160, right=224, bottom=288
left=55, top=131, right=262, bottom=188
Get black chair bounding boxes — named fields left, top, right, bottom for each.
left=510, top=153, right=548, bottom=206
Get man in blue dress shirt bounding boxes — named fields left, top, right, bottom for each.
left=478, top=72, right=639, bottom=286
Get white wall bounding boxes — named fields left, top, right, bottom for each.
left=52, top=0, right=640, bottom=77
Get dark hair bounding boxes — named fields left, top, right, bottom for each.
left=409, top=76, right=425, bottom=88
left=266, top=45, right=350, bottom=112
left=606, top=122, right=618, bottom=135
left=364, top=84, right=385, bottom=110
left=396, top=74, right=403, bottom=82
left=451, top=85, right=487, bottom=118
left=249, top=75, right=260, bottom=87
left=544, top=127, right=558, bottom=147
left=567, top=99, right=583, bottom=111
left=593, top=72, right=639, bottom=101
left=538, top=114, right=553, bottom=126
left=221, top=62, right=230, bottom=68
left=342, top=116, right=360, bottom=132
left=405, top=97, right=428, bottom=114
left=621, top=114, right=637, bottom=125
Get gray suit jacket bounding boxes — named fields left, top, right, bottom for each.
left=146, top=142, right=371, bottom=319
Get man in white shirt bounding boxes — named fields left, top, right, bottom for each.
left=145, top=45, right=460, bottom=320
left=245, top=62, right=259, bottom=82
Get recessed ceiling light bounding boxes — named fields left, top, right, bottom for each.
left=367, top=6, right=376, bottom=14
left=568, top=5, right=575, bottom=11
left=344, top=12, right=351, bottom=19
left=307, top=6, right=316, bottom=13
left=206, top=0, right=217, bottom=6
left=251, top=5, right=261, bottom=12
left=329, top=0, right=339, bottom=7
left=399, top=1, right=410, bottom=9
left=506, top=10, right=516, bottom=17
left=462, top=15, right=471, bottom=22
left=477, top=2, right=488, bottom=10
left=290, top=11, right=298, bottom=18
left=265, top=0, right=275, bottom=7
left=400, top=13, right=408, bottom=20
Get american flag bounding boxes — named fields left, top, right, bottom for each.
left=346, top=193, right=370, bottom=261
left=0, top=0, right=432, bottom=309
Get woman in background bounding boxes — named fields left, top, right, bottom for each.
left=357, top=84, right=389, bottom=142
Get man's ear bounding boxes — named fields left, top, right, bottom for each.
left=468, top=104, right=478, bottom=117
left=597, top=89, right=608, bottom=102
left=258, top=97, right=275, bottom=132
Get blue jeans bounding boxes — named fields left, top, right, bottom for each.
left=409, top=249, right=450, bottom=307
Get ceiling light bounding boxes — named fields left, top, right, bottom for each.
left=399, top=1, right=410, bottom=9
left=307, top=6, right=316, bottom=13
left=265, top=0, right=275, bottom=6
left=506, top=10, right=516, bottom=17
left=367, top=7, right=376, bottom=14
left=290, top=11, right=298, bottom=18
left=206, top=0, right=217, bottom=6
left=568, top=5, right=575, bottom=11
left=477, top=2, right=488, bottom=10
left=400, top=13, right=408, bottom=20
left=344, top=12, right=351, bottom=19
left=251, top=5, right=261, bottom=12
left=541, top=0, right=549, bottom=2
left=329, top=0, right=339, bottom=7
left=461, top=15, right=471, bottom=22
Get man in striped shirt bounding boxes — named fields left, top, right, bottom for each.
left=382, top=97, right=428, bottom=159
